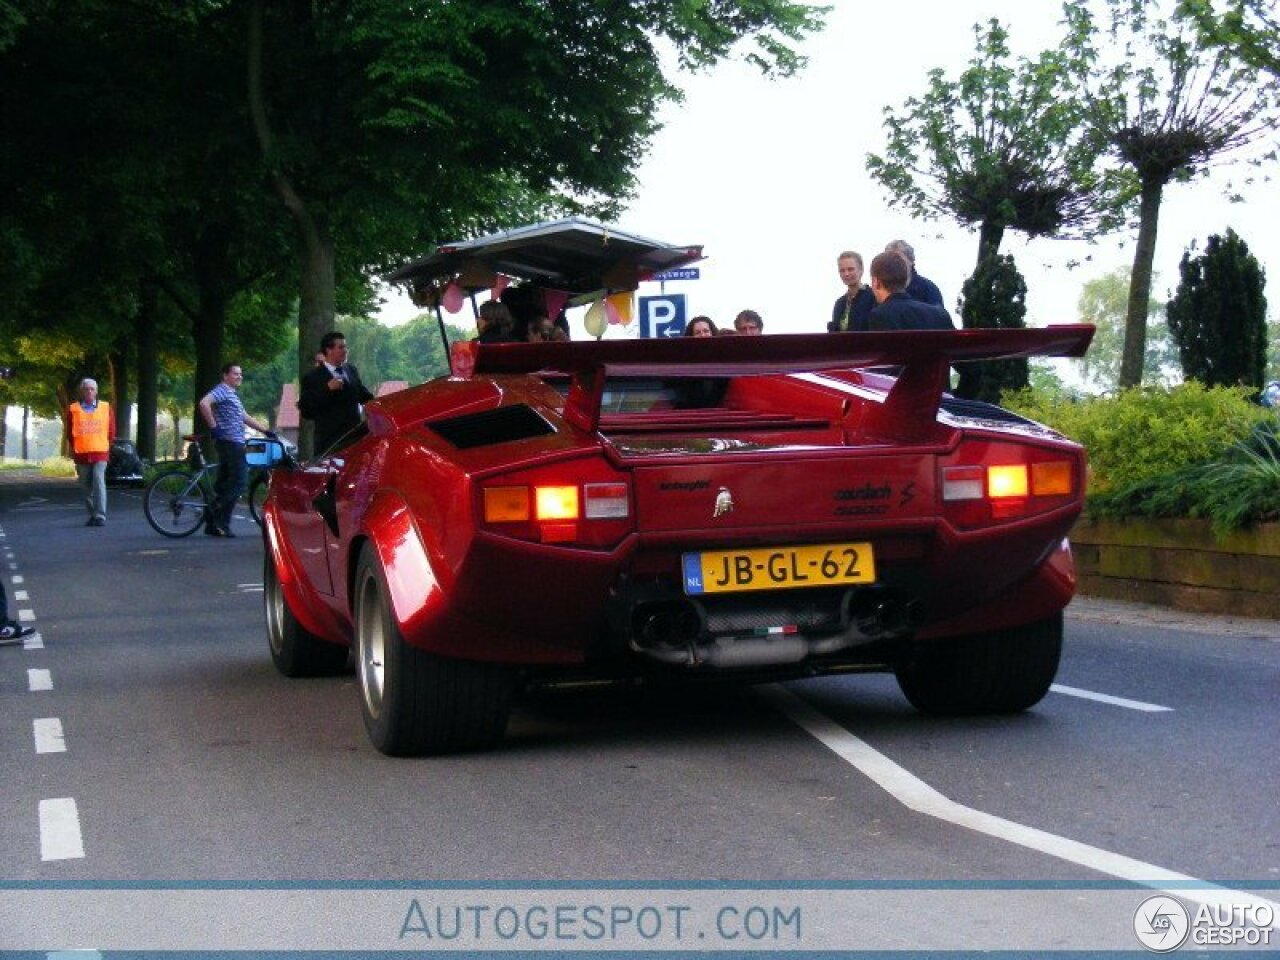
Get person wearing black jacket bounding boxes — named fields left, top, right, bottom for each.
left=299, top=331, right=374, bottom=454
left=828, top=250, right=876, bottom=332
left=867, top=251, right=955, bottom=331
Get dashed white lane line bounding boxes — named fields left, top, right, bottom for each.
left=23, top=632, right=44, bottom=650
left=18, top=607, right=35, bottom=621
left=34, top=717, right=66, bottom=754
left=1051, top=683, right=1172, bottom=712
left=15, top=589, right=29, bottom=600
left=28, top=668, right=52, bottom=692
left=39, top=798, right=85, bottom=861
left=763, top=684, right=1279, bottom=920
left=12, top=574, right=23, bottom=583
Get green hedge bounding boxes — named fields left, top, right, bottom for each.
left=1003, top=383, right=1271, bottom=496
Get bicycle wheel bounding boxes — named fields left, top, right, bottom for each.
left=143, top=468, right=210, bottom=537
left=248, top=470, right=269, bottom=526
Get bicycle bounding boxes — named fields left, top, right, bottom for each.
left=142, top=433, right=292, bottom=537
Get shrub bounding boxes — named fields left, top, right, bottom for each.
left=1002, top=382, right=1270, bottom=495
left=1166, top=229, right=1268, bottom=389
left=955, top=254, right=1029, bottom=404
left=1090, top=419, right=1280, bottom=535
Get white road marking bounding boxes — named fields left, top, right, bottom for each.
left=24, top=633, right=44, bottom=650
left=18, top=607, right=35, bottom=621
left=39, top=798, right=85, bottom=861
left=12, top=574, right=23, bottom=584
left=34, top=717, right=66, bottom=753
left=9, top=561, right=18, bottom=569
left=15, top=589, right=29, bottom=600
left=28, top=668, right=52, bottom=692
left=1051, top=683, right=1172, bottom=712
left=764, top=684, right=1280, bottom=919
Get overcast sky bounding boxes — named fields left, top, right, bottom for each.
left=382, top=0, right=1279, bottom=341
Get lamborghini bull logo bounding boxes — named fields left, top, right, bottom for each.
left=713, top=486, right=735, bottom=518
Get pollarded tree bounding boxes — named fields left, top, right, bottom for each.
left=1063, top=0, right=1280, bottom=389
left=1166, top=229, right=1268, bottom=388
left=867, top=19, right=1125, bottom=267
left=955, top=254, right=1030, bottom=404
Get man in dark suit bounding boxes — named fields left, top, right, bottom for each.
left=885, top=240, right=945, bottom=307
left=867, top=251, right=955, bottom=331
left=299, top=330, right=374, bottom=454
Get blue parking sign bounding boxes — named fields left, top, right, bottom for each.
left=639, top=294, right=688, bottom=338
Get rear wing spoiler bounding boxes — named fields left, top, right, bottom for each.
left=453, top=326, right=1094, bottom=436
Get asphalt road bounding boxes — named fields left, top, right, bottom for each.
left=1, top=469, right=1277, bottom=952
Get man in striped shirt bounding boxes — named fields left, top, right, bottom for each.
left=198, top=364, right=273, bottom=538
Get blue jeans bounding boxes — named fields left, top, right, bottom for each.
left=211, top=439, right=248, bottom=531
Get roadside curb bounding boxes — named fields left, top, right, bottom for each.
left=1067, top=595, right=1279, bottom=639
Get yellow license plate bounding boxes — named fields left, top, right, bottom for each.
left=682, top=542, right=876, bottom=595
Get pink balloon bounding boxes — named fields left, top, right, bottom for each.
left=442, top=281, right=465, bottom=314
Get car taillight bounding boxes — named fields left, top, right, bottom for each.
left=480, top=470, right=633, bottom=548
left=940, top=446, right=1080, bottom=528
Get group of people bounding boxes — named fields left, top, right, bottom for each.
left=829, top=240, right=950, bottom=333
left=679, top=241, right=950, bottom=339
left=473, top=300, right=568, bottom=350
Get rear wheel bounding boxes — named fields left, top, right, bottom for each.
left=354, top=544, right=513, bottom=756
left=895, top=612, right=1062, bottom=715
left=143, top=469, right=208, bottom=537
left=264, top=553, right=348, bottom=677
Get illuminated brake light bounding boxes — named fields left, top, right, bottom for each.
left=987, top=465, right=1028, bottom=499
left=535, top=485, right=579, bottom=520
left=942, top=466, right=984, bottom=501
left=484, top=486, right=529, bottom=522
left=584, top=482, right=629, bottom=519
left=1032, top=461, right=1073, bottom=496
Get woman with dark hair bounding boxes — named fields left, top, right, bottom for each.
left=475, top=300, right=517, bottom=343
left=683, top=315, right=718, bottom=338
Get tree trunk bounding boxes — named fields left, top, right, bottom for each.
left=21, top=406, right=29, bottom=460
left=977, top=219, right=1006, bottom=267
left=110, top=340, right=131, bottom=444
left=135, top=277, right=160, bottom=460
left=248, top=0, right=333, bottom=458
left=190, top=224, right=233, bottom=437
left=1119, top=176, right=1165, bottom=389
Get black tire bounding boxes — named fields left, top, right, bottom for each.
left=248, top=471, right=269, bottom=526
left=142, top=468, right=209, bottom=537
left=264, top=552, right=348, bottom=677
left=353, top=544, right=513, bottom=756
left=895, top=612, right=1063, bottom=715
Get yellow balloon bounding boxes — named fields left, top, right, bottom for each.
left=584, top=298, right=608, bottom=339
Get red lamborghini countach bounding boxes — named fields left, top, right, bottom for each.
left=262, top=219, right=1093, bottom=756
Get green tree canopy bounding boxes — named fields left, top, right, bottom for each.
left=1074, top=266, right=1174, bottom=389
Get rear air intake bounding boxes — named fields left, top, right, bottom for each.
left=429, top=405, right=555, bottom=449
